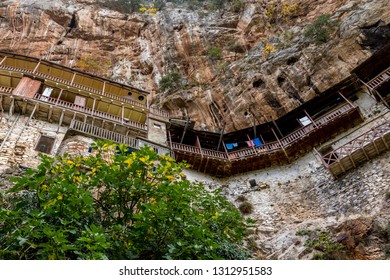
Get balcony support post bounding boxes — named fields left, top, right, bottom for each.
left=26, top=103, right=38, bottom=126
left=57, top=110, right=64, bottom=133
left=9, top=96, right=14, bottom=117
left=271, top=127, right=289, bottom=162
left=304, top=109, right=317, bottom=128
left=216, top=121, right=225, bottom=151
left=21, top=99, right=27, bottom=115
left=338, top=91, right=355, bottom=108
left=48, top=105, right=53, bottom=121
left=56, top=89, right=63, bottom=105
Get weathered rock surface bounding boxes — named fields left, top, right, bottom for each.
left=0, top=0, right=389, bottom=132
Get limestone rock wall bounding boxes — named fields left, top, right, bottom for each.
left=0, top=0, right=389, bottom=132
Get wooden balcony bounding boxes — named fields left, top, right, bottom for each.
left=69, top=119, right=139, bottom=149
left=33, top=93, right=147, bottom=131
left=320, top=120, right=390, bottom=177
left=366, top=66, right=390, bottom=90
left=170, top=103, right=363, bottom=177
left=0, top=64, right=169, bottom=120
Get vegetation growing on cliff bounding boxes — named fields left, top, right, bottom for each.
left=0, top=141, right=250, bottom=260
left=304, top=14, right=334, bottom=44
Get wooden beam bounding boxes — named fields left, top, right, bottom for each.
left=91, top=98, right=97, bottom=115
left=48, top=105, right=53, bottom=121
left=180, top=116, right=189, bottom=144
left=339, top=91, right=355, bottom=108
left=102, top=81, right=106, bottom=94
left=57, top=110, right=64, bottom=132
left=121, top=104, right=124, bottom=124
left=32, top=61, right=41, bottom=74
left=9, top=96, right=14, bottom=116
left=21, top=99, right=27, bottom=115
left=71, top=72, right=76, bottom=85
left=272, top=120, right=283, bottom=137
left=304, top=109, right=317, bottom=128
left=26, top=103, right=38, bottom=126
left=216, top=121, right=225, bottom=151
left=271, top=127, right=289, bottom=162
left=0, top=56, right=7, bottom=65
left=56, top=89, right=63, bottom=104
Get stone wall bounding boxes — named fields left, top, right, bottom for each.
left=147, top=117, right=168, bottom=146
left=0, top=112, right=67, bottom=173
left=56, top=134, right=95, bottom=158
left=183, top=91, right=390, bottom=259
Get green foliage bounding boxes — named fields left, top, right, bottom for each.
left=158, top=72, right=184, bottom=93
left=230, top=0, right=244, bottom=13
left=0, top=141, right=250, bottom=259
left=208, top=46, right=222, bottom=60
left=304, top=14, right=333, bottom=44
left=296, top=228, right=346, bottom=260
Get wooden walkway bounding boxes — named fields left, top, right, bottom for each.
left=170, top=103, right=363, bottom=176
left=321, top=120, right=390, bottom=177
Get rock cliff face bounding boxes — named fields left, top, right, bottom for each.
left=1, top=0, right=389, bottom=132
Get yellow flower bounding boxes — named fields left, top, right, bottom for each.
left=124, top=158, right=133, bottom=166
left=57, top=194, right=63, bottom=200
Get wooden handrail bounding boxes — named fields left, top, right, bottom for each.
left=321, top=120, right=390, bottom=166
left=33, top=93, right=147, bottom=131
left=171, top=103, right=357, bottom=161
left=69, top=119, right=139, bottom=148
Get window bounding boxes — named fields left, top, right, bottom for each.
left=153, top=123, right=161, bottom=129
left=299, top=116, right=312, bottom=126
left=35, top=135, right=55, bottom=154
left=138, top=95, right=145, bottom=101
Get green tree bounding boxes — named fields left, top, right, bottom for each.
left=158, top=72, right=183, bottom=92
left=0, top=141, right=250, bottom=260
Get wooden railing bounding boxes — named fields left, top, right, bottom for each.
left=138, top=139, right=172, bottom=156
left=33, top=93, right=147, bottom=131
left=322, top=120, right=390, bottom=167
left=170, top=103, right=356, bottom=161
left=366, top=66, right=390, bottom=89
left=69, top=119, right=139, bottom=149
left=150, top=107, right=170, bottom=119
left=0, top=86, right=14, bottom=94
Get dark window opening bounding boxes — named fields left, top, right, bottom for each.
left=138, top=95, right=145, bottom=101
left=35, top=135, right=55, bottom=154
left=253, top=79, right=264, bottom=88
left=128, top=91, right=132, bottom=96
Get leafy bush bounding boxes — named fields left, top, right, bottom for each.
left=297, top=228, right=346, bottom=260
left=158, top=72, right=183, bottom=92
left=304, top=14, right=333, bottom=44
left=231, top=0, right=244, bottom=13
left=208, top=46, right=222, bottom=60
left=0, top=141, right=250, bottom=259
